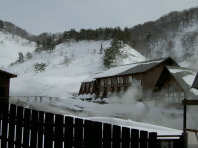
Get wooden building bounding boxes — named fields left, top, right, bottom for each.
left=192, top=73, right=198, bottom=89
left=78, top=57, right=198, bottom=106
left=0, top=69, right=17, bottom=103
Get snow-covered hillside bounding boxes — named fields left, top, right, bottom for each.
left=0, top=31, right=35, bottom=68
left=1, top=33, right=145, bottom=97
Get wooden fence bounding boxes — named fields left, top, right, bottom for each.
left=9, top=96, right=59, bottom=103
left=0, top=101, right=184, bottom=148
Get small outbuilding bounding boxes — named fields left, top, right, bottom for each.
left=0, top=69, right=17, bottom=103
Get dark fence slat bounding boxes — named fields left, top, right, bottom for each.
left=84, top=120, right=94, bottom=148
left=8, top=104, right=16, bottom=148
left=131, top=129, right=139, bottom=148
left=122, top=127, right=130, bottom=148
left=15, top=106, right=24, bottom=148
left=74, top=118, right=83, bottom=148
left=112, top=125, right=121, bottom=148
left=38, top=111, right=44, bottom=148
left=30, top=110, right=39, bottom=148
left=1, top=103, right=9, bottom=148
left=44, top=112, right=54, bottom=148
left=64, top=116, right=74, bottom=148
left=140, top=130, right=148, bottom=148
left=23, top=108, right=31, bottom=148
left=54, top=114, right=64, bottom=148
left=103, top=123, right=112, bottom=148
left=94, top=121, right=103, bottom=148
left=149, top=132, right=157, bottom=148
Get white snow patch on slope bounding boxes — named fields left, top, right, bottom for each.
left=0, top=31, right=35, bottom=68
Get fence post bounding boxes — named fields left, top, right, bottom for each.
left=131, top=129, right=139, bottom=148
left=149, top=132, right=157, bottom=148
left=84, top=120, right=94, bottom=148
left=140, top=130, right=148, bottom=148
left=103, top=123, right=112, bottom=148
left=8, top=104, right=16, bottom=148
left=122, top=127, right=130, bottom=148
left=44, top=112, right=54, bottom=148
left=0, top=102, right=9, bottom=148
left=112, top=125, right=121, bottom=148
left=74, top=118, right=83, bottom=148
left=64, top=116, right=74, bottom=148
left=94, top=121, right=103, bottom=148
left=23, top=108, right=31, bottom=148
left=15, top=106, right=24, bottom=148
left=30, top=110, right=39, bottom=148
left=54, top=114, right=64, bottom=148
left=38, top=111, right=44, bottom=148
left=40, top=96, right=42, bottom=102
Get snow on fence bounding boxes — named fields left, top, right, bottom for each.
left=9, top=96, right=59, bottom=103
left=0, top=102, right=184, bottom=148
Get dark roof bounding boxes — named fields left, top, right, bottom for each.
left=192, top=73, right=198, bottom=89
left=119, top=57, right=178, bottom=75
left=0, top=69, right=17, bottom=78
left=82, top=57, right=178, bottom=82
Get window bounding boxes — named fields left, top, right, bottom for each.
left=118, top=77, right=123, bottom=84
left=90, top=83, right=94, bottom=92
left=86, top=83, right=90, bottom=92
left=99, top=91, right=103, bottom=97
left=99, top=88, right=104, bottom=97
left=100, top=79, right=104, bottom=86
left=107, top=91, right=111, bottom=97
left=107, top=78, right=111, bottom=85
left=128, top=76, right=133, bottom=83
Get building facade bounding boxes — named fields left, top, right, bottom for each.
left=78, top=57, right=198, bottom=106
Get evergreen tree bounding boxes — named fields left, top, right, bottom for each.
left=103, top=39, right=124, bottom=69
left=99, top=43, right=103, bottom=54
left=34, top=40, right=42, bottom=53
left=18, top=52, right=24, bottom=63
left=45, top=38, right=55, bottom=51
left=0, top=20, right=4, bottom=31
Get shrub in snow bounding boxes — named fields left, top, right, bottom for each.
left=34, top=62, right=48, bottom=72
left=25, top=52, right=32, bottom=60
left=62, top=55, right=72, bottom=67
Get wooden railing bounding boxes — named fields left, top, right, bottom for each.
left=9, top=96, right=59, bottom=103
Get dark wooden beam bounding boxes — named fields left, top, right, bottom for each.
left=182, top=100, right=198, bottom=105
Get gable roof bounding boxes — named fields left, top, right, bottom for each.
left=0, top=69, right=17, bottom=78
left=82, top=57, right=177, bottom=82
left=166, top=66, right=198, bottom=99
left=192, top=73, right=198, bottom=89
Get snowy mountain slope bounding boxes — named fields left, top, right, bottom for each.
left=3, top=37, right=145, bottom=97
left=0, top=31, right=35, bottom=68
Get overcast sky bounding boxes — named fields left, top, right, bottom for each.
left=0, top=0, right=197, bottom=35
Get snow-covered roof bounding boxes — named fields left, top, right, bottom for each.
left=166, top=66, right=198, bottom=98
left=83, top=57, right=176, bottom=82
